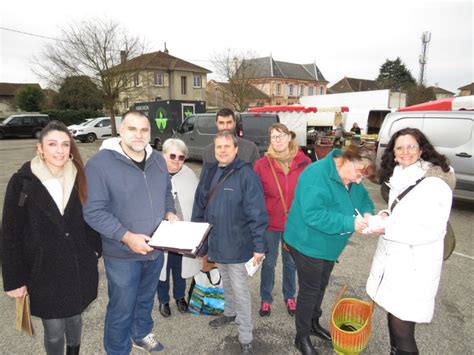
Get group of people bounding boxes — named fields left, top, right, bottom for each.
left=1, top=107, right=454, bottom=355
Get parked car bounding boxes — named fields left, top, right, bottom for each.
left=0, top=114, right=50, bottom=139
left=71, top=116, right=122, bottom=143
left=173, top=112, right=279, bottom=160
left=376, top=109, right=473, bottom=202
left=67, top=118, right=95, bottom=131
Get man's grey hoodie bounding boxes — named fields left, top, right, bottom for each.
left=83, top=138, right=175, bottom=260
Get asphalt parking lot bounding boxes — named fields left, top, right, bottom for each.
left=0, top=138, right=473, bottom=354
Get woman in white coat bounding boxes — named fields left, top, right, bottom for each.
left=157, top=139, right=199, bottom=317
left=366, top=128, right=455, bottom=355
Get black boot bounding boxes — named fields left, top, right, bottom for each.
left=309, top=319, right=332, bottom=341
left=390, top=345, right=397, bottom=355
left=66, top=345, right=80, bottom=355
left=294, top=336, right=318, bottom=355
left=396, top=350, right=418, bottom=355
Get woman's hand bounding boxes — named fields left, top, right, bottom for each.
left=354, top=216, right=369, bottom=233
left=6, top=286, right=27, bottom=299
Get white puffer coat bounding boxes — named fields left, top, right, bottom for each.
left=366, top=161, right=455, bottom=323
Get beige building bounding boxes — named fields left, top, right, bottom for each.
left=427, top=85, right=454, bottom=100
left=241, top=56, right=328, bottom=106
left=0, top=82, right=42, bottom=118
left=112, top=50, right=211, bottom=113
left=458, top=82, right=474, bottom=97
left=206, top=80, right=271, bottom=110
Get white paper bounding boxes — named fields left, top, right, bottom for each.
left=148, top=221, right=211, bottom=253
left=245, top=255, right=265, bottom=277
left=362, top=215, right=389, bottom=234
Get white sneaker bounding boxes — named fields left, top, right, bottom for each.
left=132, top=333, right=164, bottom=353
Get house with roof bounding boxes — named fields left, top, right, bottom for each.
left=458, top=82, right=474, bottom=97
left=329, top=77, right=380, bottom=94
left=112, top=49, right=211, bottom=113
left=239, top=56, right=328, bottom=106
left=206, top=80, right=271, bottom=110
left=0, top=82, right=42, bottom=118
left=427, top=85, right=454, bottom=100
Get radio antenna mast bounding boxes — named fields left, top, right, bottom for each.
left=419, top=31, right=431, bottom=85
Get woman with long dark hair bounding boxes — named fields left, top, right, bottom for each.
left=2, top=121, right=101, bottom=355
left=367, top=128, right=455, bottom=355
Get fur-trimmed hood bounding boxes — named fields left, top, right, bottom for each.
left=425, top=165, right=456, bottom=192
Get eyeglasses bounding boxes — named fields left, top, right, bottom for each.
left=169, top=153, right=185, bottom=161
left=394, top=144, right=419, bottom=153
left=270, top=133, right=288, bottom=142
left=351, top=161, right=365, bottom=180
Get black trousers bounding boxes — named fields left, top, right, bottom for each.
left=290, top=246, right=335, bottom=337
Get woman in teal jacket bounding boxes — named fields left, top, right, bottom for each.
left=284, top=146, right=376, bottom=355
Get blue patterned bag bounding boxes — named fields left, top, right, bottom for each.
left=187, top=268, right=224, bottom=315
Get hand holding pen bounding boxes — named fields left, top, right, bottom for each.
left=354, top=208, right=369, bottom=233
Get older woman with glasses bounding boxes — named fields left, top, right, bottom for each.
left=254, top=123, right=311, bottom=318
left=366, top=128, right=455, bottom=355
left=283, top=145, right=376, bottom=355
left=156, top=139, right=199, bottom=318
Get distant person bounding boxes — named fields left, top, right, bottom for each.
left=192, top=131, right=268, bottom=354
left=157, top=139, right=199, bottom=318
left=2, top=121, right=101, bottom=355
left=284, top=145, right=375, bottom=355
left=254, top=123, right=311, bottom=317
left=366, top=128, right=455, bottom=355
left=350, top=122, right=361, bottom=135
left=202, top=108, right=259, bottom=167
left=83, top=111, right=178, bottom=354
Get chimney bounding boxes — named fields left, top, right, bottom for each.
left=164, top=42, right=169, bottom=54
left=120, top=50, right=128, bottom=64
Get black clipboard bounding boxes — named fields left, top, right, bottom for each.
left=148, top=221, right=213, bottom=258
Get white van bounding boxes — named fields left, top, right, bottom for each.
left=376, top=98, right=474, bottom=202
left=71, top=116, right=122, bottom=143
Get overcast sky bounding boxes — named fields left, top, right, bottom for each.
left=1, top=0, right=472, bottom=93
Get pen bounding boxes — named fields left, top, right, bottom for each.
left=354, top=208, right=362, bottom=217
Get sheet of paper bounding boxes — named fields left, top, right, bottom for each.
left=148, top=221, right=211, bottom=251
left=362, top=215, right=390, bottom=234
left=245, top=255, right=265, bottom=277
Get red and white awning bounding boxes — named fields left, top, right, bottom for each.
left=248, top=105, right=349, bottom=113
left=398, top=96, right=474, bottom=112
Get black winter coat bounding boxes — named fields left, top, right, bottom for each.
left=1, top=162, right=101, bottom=319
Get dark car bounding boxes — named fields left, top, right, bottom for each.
left=173, top=112, right=279, bottom=160
left=0, top=114, right=50, bottom=139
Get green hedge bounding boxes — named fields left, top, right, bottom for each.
left=41, top=109, right=104, bottom=126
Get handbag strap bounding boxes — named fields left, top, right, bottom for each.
left=390, top=177, right=425, bottom=212
left=266, top=156, right=288, bottom=215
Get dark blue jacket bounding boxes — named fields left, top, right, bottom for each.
left=192, top=157, right=268, bottom=263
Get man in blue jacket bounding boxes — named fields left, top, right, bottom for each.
left=84, top=111, right=177, bottom=354
left=192, top=131, right=268, bottom=354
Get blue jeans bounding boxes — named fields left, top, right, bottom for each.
left=103, top=255, right=164, bottom=355
left=157, top=252, right=186, bottom=304
left=260, top=229, right=297, bottom=303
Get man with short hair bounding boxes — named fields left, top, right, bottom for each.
left=192, top=131, right=268, bottom=354
left=84, top=110, right=177, bottom=354
left=202, top=108, right=259, bottom=166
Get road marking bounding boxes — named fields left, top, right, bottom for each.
left=453, top=251, right=474, bottom=260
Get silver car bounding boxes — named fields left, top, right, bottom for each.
left=376, top=110, right=474, bottom=202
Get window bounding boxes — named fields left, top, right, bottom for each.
left=96, top=119, right=111, bottom=128
left=9, top=117, right=22, bottom=124
left=133, top=73, right=140, bottom=87
left=154, top=72, right=164, bottom=86
left=196, top=115, right=217, bottom=134
left=124, top=98, right=129, bottom=110
left=288, top=84, right=294, bottom=96
left=181, top=76, right=187, bottom=95
left=423, top=118, right=472, bottom=148
left=193, top=75, right=202, bottom=88
left=299, top=85, right=304, bottom=96
left=319, top=86, right=324, bottom=95
left=276, top=83, right=281, bottom=95
left=23, top=117, right=34, bottom=125
left=309, top=86, right=314, bottom=95
left=180, top=116, right=196, bottom=133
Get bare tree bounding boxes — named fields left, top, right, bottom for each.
left=34, top=18, right=145, bottom=136
left=211, top=50, right=263, bottom=112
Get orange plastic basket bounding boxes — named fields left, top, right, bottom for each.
left=330, top=286, right=374, bottom=355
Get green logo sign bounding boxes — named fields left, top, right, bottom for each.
left=184, top=109, right=193, bottom=118
left=155, top=109, right=168, bottom=133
